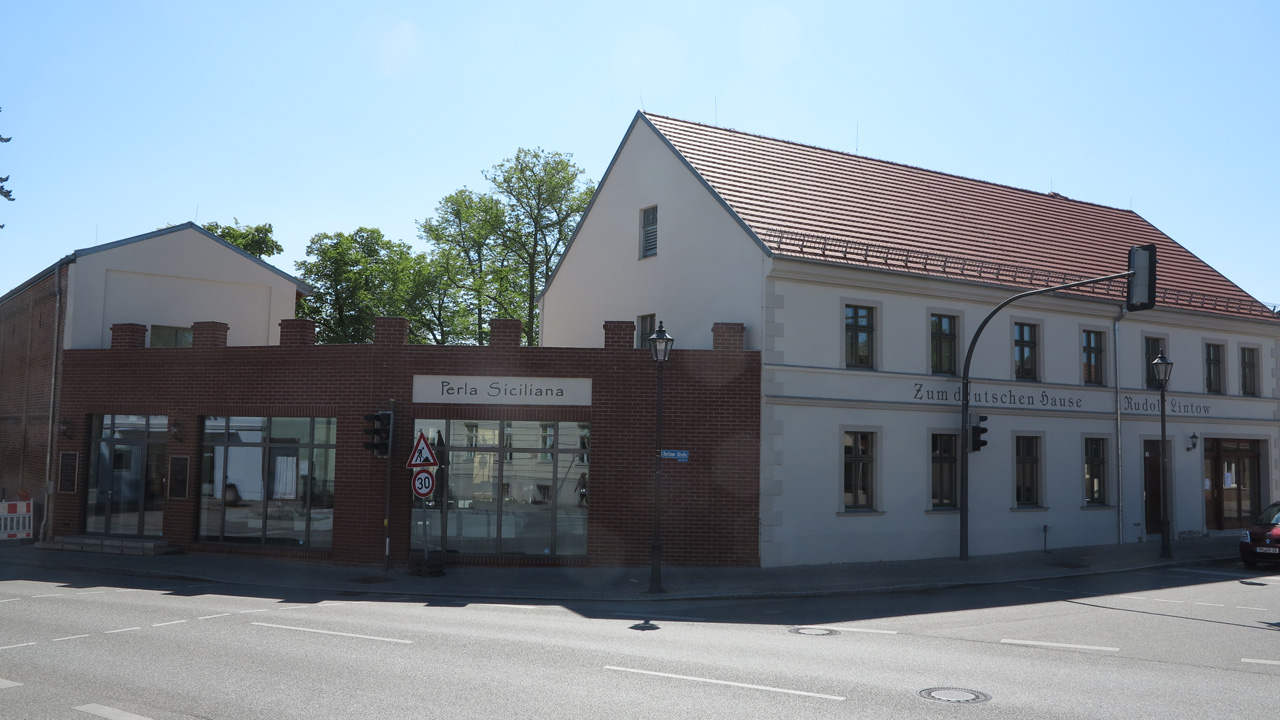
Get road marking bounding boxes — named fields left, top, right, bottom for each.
left=0, top=598, right=19, bottom=603
left=318, top=602, right=346, bottom=607
left=151, top=621, right=187, bottom=627
left=53, top=635, right=91, bottom=642
left=238, top=609, right=270, bottom=614
left=797, top=625, right=898, bottom=634
left=1016, top=585, right=1081, bottom=594
left=276, top=606, right=309, bottom=611
left=104, top=628, right=140, bottom=634
left=476, top=603, right=541, bottom=610
left=1149, top=598, right=1183, bottom=603
left=604, top=666, right=845, bottom=700
left=251, top=622, right=412, bottom=644
left=0, top=678, right=22, bottom=689
left=1, top=643, right=37, bottom=650
left=1001, top=639, right=1119, bottom=652
left=1237, top=606, right=1268, bottom=611
left=610, top=612, right=707, bottom=622
left=197, top=614, right=231, bottom=620
left=1118, top=596, right=1147, bottom=600
left=33, top=593, right=64, bottom=598
left=1194, top=602, right=1225, bottom=607
left=74, top=703, right=155, bottom=720
left=78, top=591, right=106, bottom=595
left=1242, top=658, right=1280, bottom=666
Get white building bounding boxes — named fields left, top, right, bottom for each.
left=541, top=112, right=1280, bottom=567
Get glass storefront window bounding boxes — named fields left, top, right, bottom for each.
left=86, top=415, right=169, bottom=538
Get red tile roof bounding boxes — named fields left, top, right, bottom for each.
left=643, top=113, right=1277, bottom=323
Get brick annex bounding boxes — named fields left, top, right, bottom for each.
left=50, top=316, right=761, bottom=567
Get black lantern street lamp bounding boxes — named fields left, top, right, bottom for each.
left=1151, top=351, right=1174, bottom=560
left=647, top=321, right=674, bottom=593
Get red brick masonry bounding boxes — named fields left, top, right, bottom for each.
left=53, top=318, right=761, bottom=568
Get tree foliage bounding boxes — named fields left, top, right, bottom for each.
left=202, top=218, right=283, bottom=258
left=294, top=227, right=438, bottom=344
left=420, top=148, right=594, bottom=346
left=0, top=107, right=12, bottom=230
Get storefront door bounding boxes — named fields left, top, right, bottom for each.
left=85, top=415, right=167, bottom=537
left=1203, top=439, right=1261, bottom=530
left=1143, top=439, right=1166, bottom=535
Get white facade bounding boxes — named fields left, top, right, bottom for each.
left=543, top=113, right=1280, bottom=567
left=61, top=223, right=304, bottom=349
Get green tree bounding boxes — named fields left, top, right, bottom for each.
left=1, top=107, right=13, bottom=230
left=202, top=218, right=282, bottom=258
left=420, top=148, right=594, bottom=346
left=295, top=227, right=434, bottom=344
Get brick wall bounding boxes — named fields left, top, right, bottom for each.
left=53, top=319, right=761, bottom=568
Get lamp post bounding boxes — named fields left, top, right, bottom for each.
left=647, top=321, right=674, bottom=594
left=1151, top=351, right=1174, bottom=559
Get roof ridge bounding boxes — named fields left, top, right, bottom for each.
left=643, top=112, right=1138, bottom=216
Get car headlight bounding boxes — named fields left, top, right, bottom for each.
left=1241, top=531, right=1252, bottom=543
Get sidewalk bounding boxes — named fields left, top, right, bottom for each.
left=0, top=536, right=1242, bottom=602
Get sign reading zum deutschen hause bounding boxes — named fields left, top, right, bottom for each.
left=413, top=376, right=592, bottom=406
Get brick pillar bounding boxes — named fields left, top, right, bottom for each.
left=603, top=321, right=636, bottom=350
left=110, top=323, right=147, bottom=349
left=192, top=321, right=229, bottom=348
left=279, top=318, right=316, bottom=346
left=712, top=322, right=746, bottom=351
left=489, top=318, right=523, bottom=347
left=373, top=317, right=408, bottom=345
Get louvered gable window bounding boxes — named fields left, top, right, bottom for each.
left=640, top=206, right=658, bottom=258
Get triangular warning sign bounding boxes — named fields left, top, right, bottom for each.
left=405, top=430, right=439, bottom=468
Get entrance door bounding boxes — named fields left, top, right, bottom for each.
left=85, top=415, right=167, bottom=537
left=1143, top=439, right=1167, bottom=535
left=1204, top=439, right=1261, bottom=530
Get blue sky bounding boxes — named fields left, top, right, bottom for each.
left=2, top=1, right=1276, bottom=306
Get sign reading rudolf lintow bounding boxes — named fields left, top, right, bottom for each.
left=413, top=376, right=592, bottom=406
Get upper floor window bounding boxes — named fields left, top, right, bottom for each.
left=1144, top=337, right=1164, bottom=389
left=1014, top=323, right=1038, bottom=380
left=843, top=431, right=875, bottom=510
left=637, top=314, right=656, bottom=350
left=931, top=314, right=956, bottom=374
left=1205, top=343, right=1224, bottom=394
left=640, top=206, right=658, bottom=258
left=1240, top=347, right=1259, bottom=397
left=845, top=306, right=875, bottom=369
left=150, top=325, right=193, bottom=348
left=1082, top=330, right=1104, bottom=385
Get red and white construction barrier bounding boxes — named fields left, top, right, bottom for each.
left=0, top=501, right=32, bottom=540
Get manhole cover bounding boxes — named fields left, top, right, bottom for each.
left=788, top=627, right=838, bottom=636
left=918, top=687, right=991, bottom=704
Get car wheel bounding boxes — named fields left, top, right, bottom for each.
left=1242, top=555, right=1258, bottom=569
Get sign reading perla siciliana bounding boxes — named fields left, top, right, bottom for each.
left=412, top=376, right=592, bottom=406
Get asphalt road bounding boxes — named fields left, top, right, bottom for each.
left=2, top=561, right=1277, bottom=719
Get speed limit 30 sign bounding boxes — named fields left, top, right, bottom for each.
left=411, top=469, right=435, bottom=498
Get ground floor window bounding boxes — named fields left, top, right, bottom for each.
left=1084, top=438, right=1106, bottom=505
left=199, top=416, right=336, bottom=548
left=86, top=415, right=168, bottom=537
left=1015, top=436, right=1040, bottom=507
left=411, top=419, right=589, bottom=556
left=843, top=431, right=874, bottom=510
left=931, top=434, right=957, bottom=509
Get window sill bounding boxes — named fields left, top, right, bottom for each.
left=1010, top=505, right=1048, bottom=512
left=1080, top=503, right=1112, bottom=510
left=837, top=510, right=884, bottom=517
left=926, top=508, right=959, bottom=514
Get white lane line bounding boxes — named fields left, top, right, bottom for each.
left=1149, top=598, right=1184, bottom=603
left=0, top=678, right=22, bottom=689
left=251, top=622, right=412, bottom=644
left=1194, top=602, right=1225, bottom=607
left=798, top=625, right=898, bottom=635
left=103, top=628, right=140, bottom=634
left=478, top=603, right=542, bottom=610
left=151, top=621, right=187, bottom=627
left=1, top=643, right=37, bottom=650
left=53, top=635, right=91, bottom=642
left=317, top=602, right=347, bottom=607
left=238, top=609, right=270, bottom=614
left=74, top=703, right=154, bottom=720
left=1118, top=596, right=1147, bottom=600
left=1242, top=658, right=1280, bottom=666
left=33, top=594, right=64, bottom=598
left=1016, top=585, right=1082, bottom=594
left=197, top=614, right=231, bottom=620
left=604, top=665, right=845, bottom=701
left=610, top=612, right=707, bottom=622
left=276, top=606, right=310, bottom=611
left=0, top=598, right=19, bottom=603
left=78, top=591, right=106, bottom=595
left=1237, top=606, right=1268, bottom=611
left=1001, top=639, right=1119, bottom=652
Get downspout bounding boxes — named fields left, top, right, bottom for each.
left=1113, top=305, right=1127, bottom=544
left=40, top=263, right=64, bottom=542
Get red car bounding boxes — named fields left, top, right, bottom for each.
left=1240, top=501, right=1280, bottom=568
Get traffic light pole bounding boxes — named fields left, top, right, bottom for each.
left=382, top=400, right=394, bottom=571
left=959, top=270, right=1133, bottom=560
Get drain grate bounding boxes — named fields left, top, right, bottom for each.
left=788, top=627, right=839, bottom=636
left=918, top=687, right=991, bottom=704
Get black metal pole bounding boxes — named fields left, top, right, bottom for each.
left=383, top=399, right=395, bottom=572
left=1159, top=382, right=1172, bottom=559
left=648, top=360, right=665, bottom=594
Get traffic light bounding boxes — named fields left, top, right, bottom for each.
left=1126, top=244, right=1157, bottom=312
left=363, top=410, right=393, bottom=458
left=969, top=413, right=989, bottom=453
